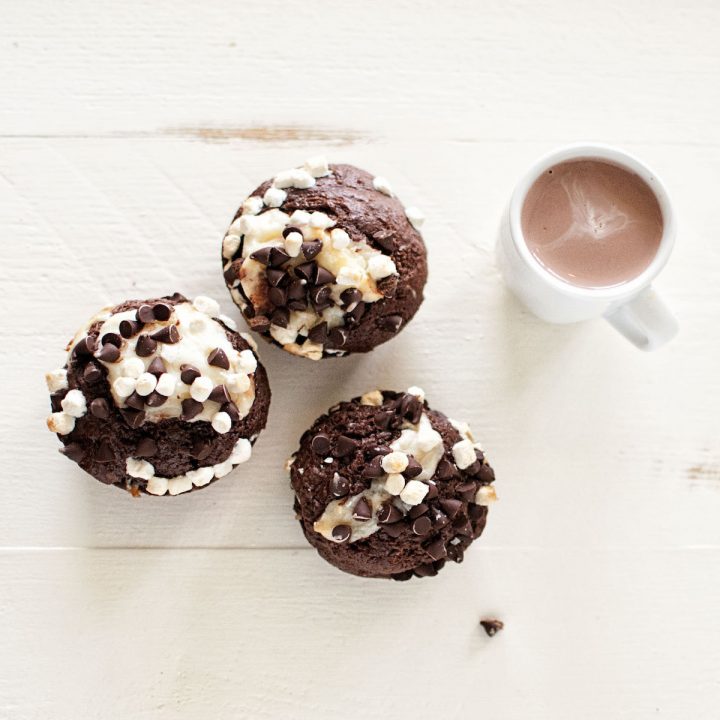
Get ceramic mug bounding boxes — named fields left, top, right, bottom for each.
left=496, top=143, right=678, bottom=351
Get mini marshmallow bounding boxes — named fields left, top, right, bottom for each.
left=47, top=411, right=75, bottom=435
left=126, top=457, right=155, bottom=480
left=360, top=390, right=383, bottom=406
left=192, top=295, right=220, bottom=318
left=230, top=438, right=252, bottom=464
left=289, top=209, right=311, bottom=226
left=45, top=368, right=68, bottom=393
left=475, top=485, right=498, bottom=505
left=270, top=324, right=298, bottom=346
left=330, top=228, right=351, bottom=250
left=367, top=254, right=397, bottom=280
left=304, top=156, right=331, bottom=178
left=190, top=376, right=213, bottom=402
left=188, top=317, right=207, bottom=335
left=223, top=234, right=241, bottom=259
left=290, top=168, right=316, bottom=189
left=113, top=376, right=137, bottom=398
left=218, top=314, right=238, bottom=331
left=60, top=389, right=87, bottom=418
left=238, top=349, right=257, bottom=374
left=212, top=411, right=232, bottom=434
left=225, top=372, right=251, bottom=394
left=263, top=186, right=286, bottom=208
left=335, top=266, right=365, bottom=287
left=168, top=475, right=193, bottom=496
left=155, top=372, right=177, bottom=397
left=382, top=451, right=409, bottom=474
left=407, top=386, right=426, bottom=401
left=242, top=195, right=263, bottom=215
left=213, top=458, right=234, bottom=478
left=187, top=466, right=214, bottom=487
left=372, top=176, right=393, bottom=196
left=135, top=372, right=157, bottom=397
left=405, top=206, right=425, bottom=229
left=273, top=169, right=300, bottom=189
left=452, top=439, right=476, bottom=469
left=400, top=479, right=429, bottom=506
left=385, top=473, right=406, bottom=495
left=309, top=211, right=334, bottom=229
left=121, top=357, right=145, bottom=378
left=284, top=231, right=304, bottom=257
left=145, top=476, right=169, bottom=496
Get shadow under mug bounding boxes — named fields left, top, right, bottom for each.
left=496, top=143, right=678, bottom=351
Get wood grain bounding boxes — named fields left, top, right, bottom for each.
left=2, top=0, right=720, bottom=717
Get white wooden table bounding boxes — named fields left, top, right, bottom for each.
left=2, top=2, right=720, bottom=717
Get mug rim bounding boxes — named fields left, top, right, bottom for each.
left=509, top=142, right=676, bottom=300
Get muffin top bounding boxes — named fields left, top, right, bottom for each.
left=46, top=293, right=270, bottom=496
left=222, top=160, right=427, bottom=359
left=289, top=388, right=497, bottom=579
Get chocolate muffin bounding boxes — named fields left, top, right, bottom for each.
left=288, top=388, right=497, bottom=579
left=45, top=293, right=271, bottom=496
left=221, top=158, right=427, bottom=359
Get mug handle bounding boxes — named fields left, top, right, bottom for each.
left=604, top=286, right=678, bottom=351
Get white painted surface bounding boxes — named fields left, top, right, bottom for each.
left=1, top=1, right=719, bottom=718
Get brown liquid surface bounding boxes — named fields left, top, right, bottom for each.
left=521, top=159, right=663, bottom=288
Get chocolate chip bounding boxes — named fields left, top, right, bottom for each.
left=330, top=474, right=350, bottom=498
left=327, top=328, right=347, bottom=348
left=136, top=437, right=158, bottom=457
left=249, top=247, right=273, bottom=265
left=453, top=518, right=474, bottom=537
left=89, top=397, right=110, bottom=418
left=480, top=619, right=504, bottom=637
left=381, top=522, right=404, bottom=538
left=180, top=364, right=201, bottom=385
left=301, top=241, right=322, bottom=260
left=94, top=441, right=114, bottom=463
left=73, top=336, right=96, bottom=358
left=345, top=302, right=366, bottom=325
left=250, top=315, right=271, bottom=333
left=314, top=267, right=335, bottom=285
left=60, top=442, right=85, bottom=462
left=408, top=503, right=428, bottom=519
left=372, top=230, right=395, bottom=252
left=414, top=563, right=438, bottom=578
left=424, top=537, right=447, bottom=561
left=308, top=322, right=328, bottom=344
left=224, top=266, right=238, bottom=284
left=380, top=315, right=403, bottom=333
left=83, top=363, right=102, bottom=383
left=268, top=286, right=287, bottom=307
left=270, top=307, right=290, bottom=328
left=269, top=247, right=291, bottom=267
left=96, top=343, right=120, bottom=363
left=332, top=525, right=351, bottom=543
left=147, top=357, right=166, bottom=377
left=242, top=305, right=255, bottom=319
left=287, top=279, right=306, bottom=300
left=340, top=288, right=362, bottom=307
left=150, top=325, right=180, bottom=344
left=125, top=392, right=146, bottom=410
left=208, top=347, right=230, bottom=370
left=282, top=226, right=302, bottom=238
left=309, top=285, right=332, bottom=309
left=457, top=481, right=478, bottom=502
left=399, top=393, right=422, bottom=424
left=446, top=543, right=464, bottom=563
left=101, top=332, right=122, bottom=348
left=434, top=458, right=456, bottom=480
left=439, top=498, right=463, bottom=519
left=137, top=304, right=155, bottom=323
left=222, top=401, right=240, bottom=421
left=191, top=440, right=211, bottom=461
left=431, top=507, right=449, bottom=528
left=362, top=455, right=385, bottom=477
left=153, top=303, right=172, bottom=321
left=373, top=410, right=394, bottom=429
left=368, top=444, right=391, bottom=457
left=266, top=267, right=286, bottom=287
left=294, top=261, right=317, bottom=284
left=144, top=391, right=167, bottom=407
left=403, top=456, right=423, bottom=479
left=426, top=481, right=439, bottom=500
left=119, top=320, right=142, bottom=339
left=181, top=398, right=204, bottom=420
left=412, top=516, right=432, bottom=536
left=208, top=384, right=230, bottom=404
left=334, top=435, right=358, bottom=457
left=378, top=503, right=403, bottom=524
left=352, top=497, right=373, bottom=521
left=477, top=465, right=495, bottom=483
left=310, top=433, right=331, bottom=455
left=135, top=334, right=157, bottom=357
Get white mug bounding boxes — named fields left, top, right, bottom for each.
left=496, top=143, right=678, bottom=351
